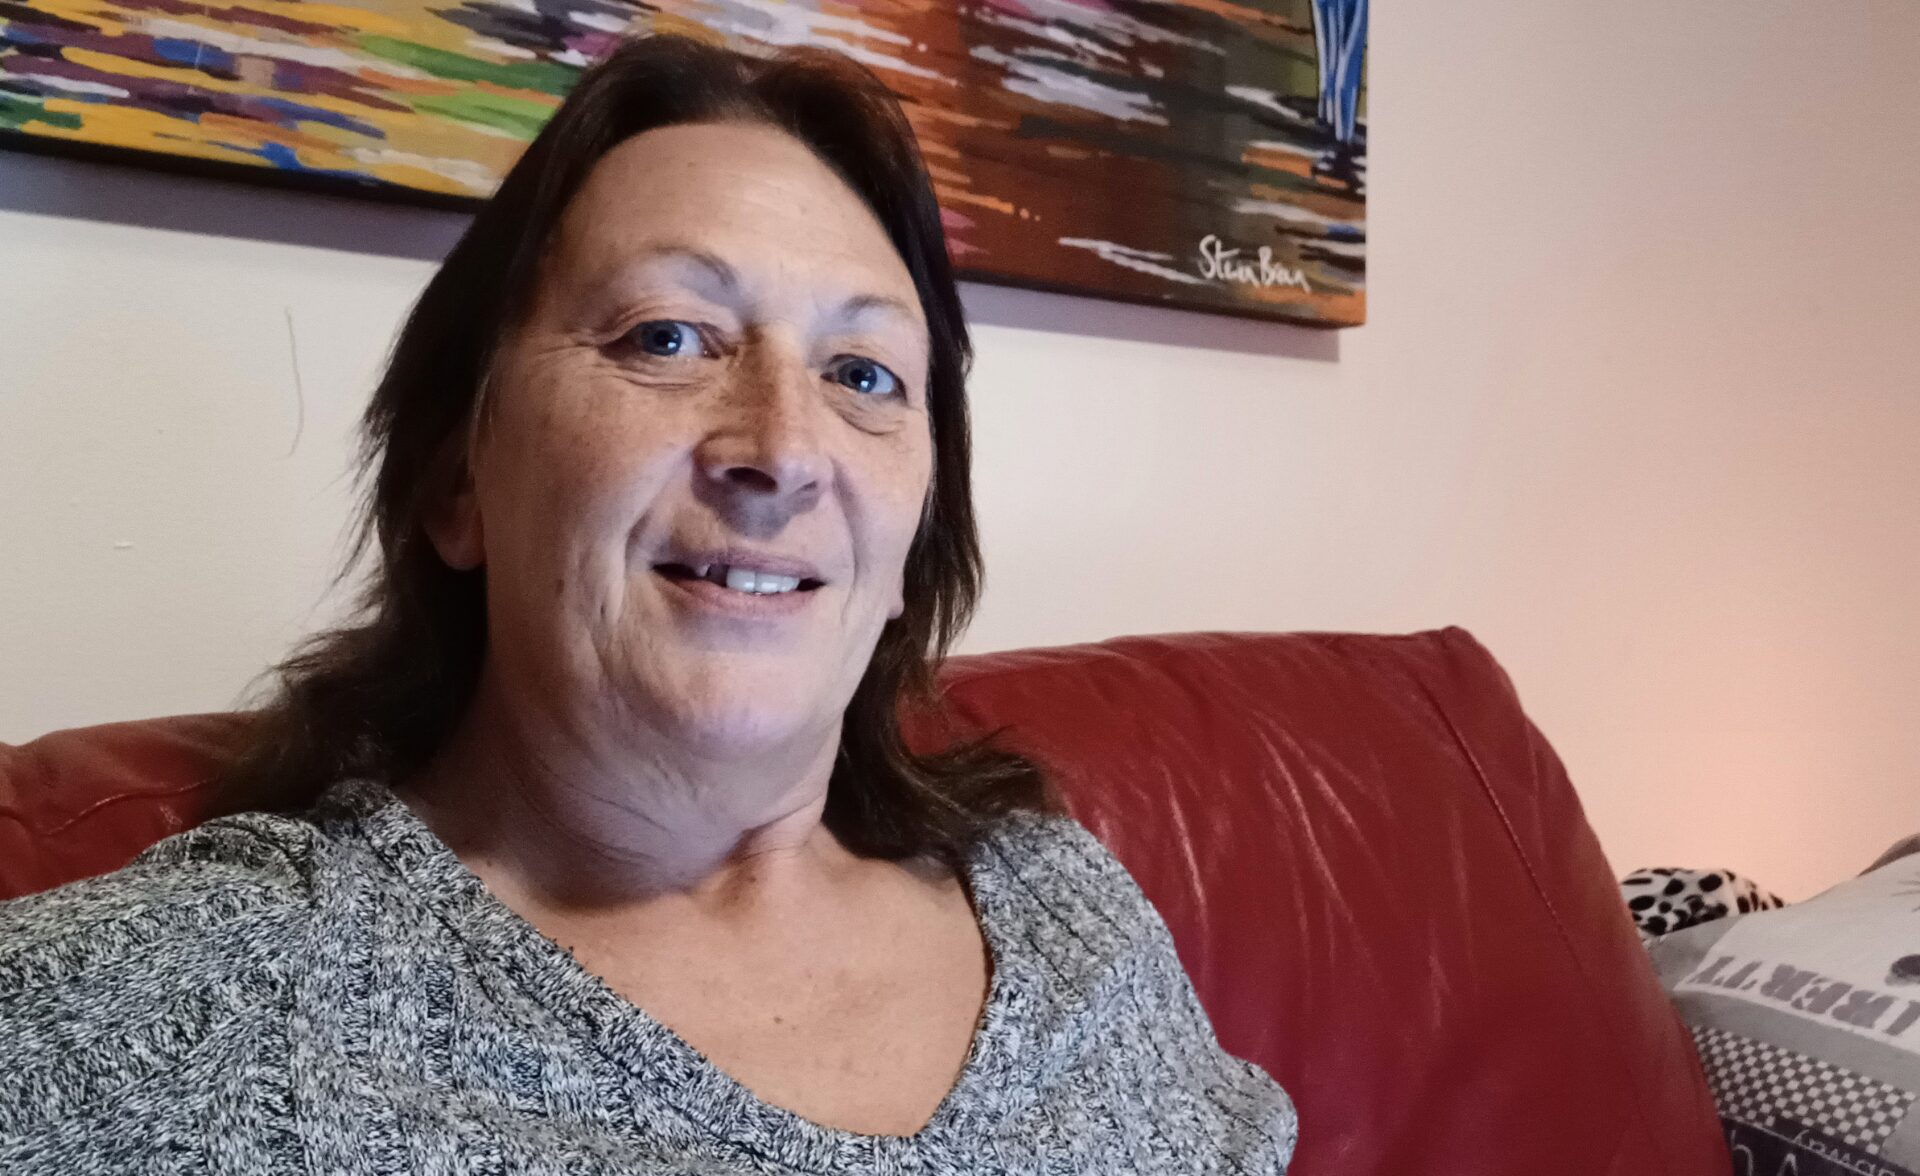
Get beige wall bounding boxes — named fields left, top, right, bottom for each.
left=3, top=1, right=1917, bottom=898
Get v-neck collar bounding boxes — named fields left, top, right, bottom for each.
left=328, top=778, right=1045, bottom=1174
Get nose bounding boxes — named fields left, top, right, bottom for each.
left=693, top=349, right=830, bottom=514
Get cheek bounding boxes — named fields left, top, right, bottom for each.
left=861, top=432, right=935, bottom=590
left=477, top=371, right=689, bottom=570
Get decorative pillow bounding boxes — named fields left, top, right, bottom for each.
left=1621, top=866, right=1785, bottom=944
left=1649, top=841, right=1920, bottom=1176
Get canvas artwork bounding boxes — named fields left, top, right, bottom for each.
left=0, top=0, right=1368, bottom=326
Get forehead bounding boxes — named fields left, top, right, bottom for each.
left=548, top=121, right=923, bottom=318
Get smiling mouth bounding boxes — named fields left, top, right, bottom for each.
left=652, top=562, right=826, bottom=597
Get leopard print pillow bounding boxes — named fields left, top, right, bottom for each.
left=1619, top=867, right=1784, bottom=943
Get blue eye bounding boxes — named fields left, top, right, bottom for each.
left=828, top=355, right=901, bottom=397
left=628, top=320, right=704, bottom=358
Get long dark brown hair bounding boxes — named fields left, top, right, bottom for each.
left=220, top=33, right=1049, bottom=859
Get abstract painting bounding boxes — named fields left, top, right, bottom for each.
left=0, top=0, right=1368, bottom=326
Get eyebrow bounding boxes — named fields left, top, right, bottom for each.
left=616, top=243, right=923, bottom=328
left=834, top=291, right=923, bottom=328
left=637, top=244, right=740, bottom=298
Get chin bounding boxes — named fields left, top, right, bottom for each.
left=648, top=681, right=834, bottom=764
left=625, top=631, right=867, bottom=750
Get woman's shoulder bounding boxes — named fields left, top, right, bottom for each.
left=0, top=807, right=338, bottom=1013
left=6, top=804, right=326, bottom=914
left=969, top=811, right=1301, bottom=1169
left=0, top=808, right=348, bottom=1150
left=967, top=810, right=1172, bottom=963
left=972, top=809, right=1135, bottom=884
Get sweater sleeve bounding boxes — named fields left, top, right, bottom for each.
left=0, top=815, right=318, bottom=1162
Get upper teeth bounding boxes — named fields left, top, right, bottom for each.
left=697, top=564, right=802, bottom=595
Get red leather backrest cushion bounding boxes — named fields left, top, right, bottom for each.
left=0, top=630, right=1725, bottom=1175
left=0, top=711, right=251, bottom=897
left=924, top=629, right=1725, bottom=1175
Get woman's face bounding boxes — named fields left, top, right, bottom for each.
left=434, top=121, right=934, bottom=778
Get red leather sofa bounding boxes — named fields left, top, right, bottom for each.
left=0, top=628, right=1729, bottom=1174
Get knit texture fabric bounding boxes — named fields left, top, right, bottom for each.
left=0, top=780, right=1296, bottom=1173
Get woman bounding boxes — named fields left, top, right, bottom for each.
left=0, top=36, right=1297, bottom=1173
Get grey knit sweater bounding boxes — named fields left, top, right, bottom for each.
left=0, top=780, right=1296, bottom=1173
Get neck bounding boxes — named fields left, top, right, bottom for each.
left=399, top=669, right=848, bottom=912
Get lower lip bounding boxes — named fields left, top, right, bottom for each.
left=655, top=571, right=819, bottom=618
